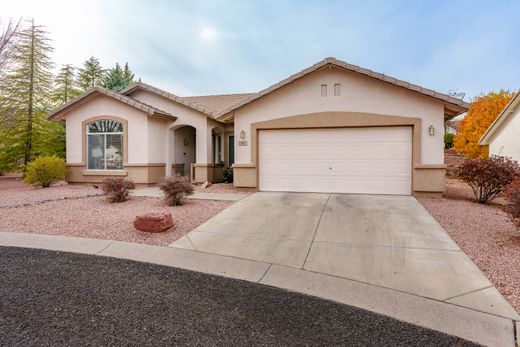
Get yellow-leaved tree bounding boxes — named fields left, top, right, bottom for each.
left=454, top=90, right=513, bottom=158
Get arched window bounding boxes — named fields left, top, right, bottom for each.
left=87, top=120, right=124, bottom=170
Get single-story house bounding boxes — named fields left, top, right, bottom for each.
left=47, top=57, right=469, bottom=196
left=479, top=90, right=520, bottom=161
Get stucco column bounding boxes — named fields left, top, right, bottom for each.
left=165, top=128, right=174, bottom=176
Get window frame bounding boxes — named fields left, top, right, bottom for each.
left=86, top=120, right=125, bottom=171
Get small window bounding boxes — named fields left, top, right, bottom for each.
left=87, top=120, right=124, bottom=170
left=334, top=83, right=341, bottom=96
left=321, top=84, right=327, bottom=97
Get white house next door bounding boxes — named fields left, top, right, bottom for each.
left=258, top=127, right=412, bottom=195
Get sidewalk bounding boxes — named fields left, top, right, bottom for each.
left=131, top=187, right=249, bottom=201
left=0, top=232, right=516, bottom=347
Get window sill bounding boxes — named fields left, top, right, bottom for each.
left=82, top=170, right=128, bottom=176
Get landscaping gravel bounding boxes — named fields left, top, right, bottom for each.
left=194, top=182, right=250, bottom=194
left=419, top=178, right=520, bottom=313
left=0, top=246, right=477, bottom=347
left=0, top=175, right=102, bottom=208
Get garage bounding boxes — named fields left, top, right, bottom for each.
left=258, top=127, right=412, bottom=195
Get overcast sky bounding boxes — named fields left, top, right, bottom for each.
left=2, top=0, right=519, bottom=99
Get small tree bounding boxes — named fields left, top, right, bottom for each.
left=457, top=156, right=520, bottom=204
left=504, top=179, right=520, bottom=229
left=444, top=133, right=454, bottom=149
left=24, top=155, right=66, bottom=187
left=159, top=175, right=194, bottom=206
left=454, top=90, right=513, bottom=158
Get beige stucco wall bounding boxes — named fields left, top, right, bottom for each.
left=147, top=117, right=168, bottom=163
left=65, top=94, right=149, bottom=164
left=233, top=67, right=445, bottom=166
left=130, top=90, right=212, bottom=164
left=489, top=107, right=520, bottom=162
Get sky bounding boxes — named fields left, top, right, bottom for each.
left=2, top=0, right=520, bottom=99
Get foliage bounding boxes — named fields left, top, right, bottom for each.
left=101, top=62, right=134, bottom=92
left=504, top=178, right=520, bottom=229
left=457, top=156, right=520, bottom=204
left=52, top=64, right=81, bottom=104
left=77, top=56, right=104, bottom=91
left=454, top=90, right=513, bottom=158
left=444, top=133, right=454, bottom=149
left=0, top=19, right=58, bottom=171
left=223, top=167, right=233, bottom=183
left=24, top=155, right=66, bottom=187
left=102, top=177, right=135, bottom=203
left=0, top=19, right=21, bottom=75
left=159, top=175, right=194, bottom=206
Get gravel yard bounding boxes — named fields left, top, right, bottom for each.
left=0, top=176, right=232, bottom=246
left=419, top=178, right=520, bottom=312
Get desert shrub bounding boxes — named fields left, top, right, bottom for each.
left=457, top=156, right=520, bottom=204
left=504, top=178, right=520, bottom=229
left=102, top=177, right=135, bottom=203
left=159, top=175, right=194, bottom=206
left=444, top=133, right=454, bottom=149
left=24, top=156, right=66, bottom=188
left=223, top=167, right=233, bottom=183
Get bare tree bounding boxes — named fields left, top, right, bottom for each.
left=0, top=19, right=22, bottom=74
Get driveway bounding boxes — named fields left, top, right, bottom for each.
left=172, top=192, right=519, bottom=320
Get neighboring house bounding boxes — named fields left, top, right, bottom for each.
left=47, top=57, right=469, bottom=196
left=479, top=90, right=520, bottom=161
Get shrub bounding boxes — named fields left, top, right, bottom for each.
left=24, top=156, right=66, bottom=188
left=444, top=133, right=454, bottom=149
left=504, top=179, right=520, bottom=229
left=102, top=177, right=135, bottom=203
left=159, top=175, right=194, bottom=206
left=223, top=167, right=233, bottom=183
left=457, top=156, right=520, bottom=204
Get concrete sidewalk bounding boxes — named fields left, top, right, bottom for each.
left=131, top=187, right=249, bottom=201
left=0, top=232, right=516, bottom=347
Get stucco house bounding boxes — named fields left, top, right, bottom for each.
left=47, top=57, right=469, bottom=196
left=479, top=90, right=520, bottom=161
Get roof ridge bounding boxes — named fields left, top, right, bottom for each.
left=182, top=92, right=256, bottom=98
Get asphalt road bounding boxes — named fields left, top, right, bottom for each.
left=0, top=246, right=477, bottom=346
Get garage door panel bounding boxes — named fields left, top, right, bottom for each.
left=259, top=127, right=412, bottom=195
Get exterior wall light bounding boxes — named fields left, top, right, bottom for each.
left=428, top=125, right=435, bottom=136
left=240, top=130, right=246, bottom=139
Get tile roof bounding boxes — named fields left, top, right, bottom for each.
left=182, top=93, right=255, bottom=114
left=216, top=57, right=471, bottom=120
left=47, top=87, right=174, bottom=121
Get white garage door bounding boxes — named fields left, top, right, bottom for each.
left=258, top=127, right=412, bottom=195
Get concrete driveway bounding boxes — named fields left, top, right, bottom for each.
left=171, top=192, right=519, bottom=321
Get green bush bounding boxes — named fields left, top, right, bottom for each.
left=24, top=156, right=66, bottom=188
left=444, top=133, right=454, bottom=148
left=223, top=167, right=233, bottom=183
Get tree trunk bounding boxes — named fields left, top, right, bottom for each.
left=24, top=21, right=35, bottom=167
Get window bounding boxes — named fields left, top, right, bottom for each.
left=334, top=83, right=341, bottom=96
left=321, top=84, right=327, bottom=97
left=87, top=120, right=124, bottom=170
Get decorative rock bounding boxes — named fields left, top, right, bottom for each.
left=201, top=181, right=213, bottom=189
left=134, top=213, right=174, bottom=233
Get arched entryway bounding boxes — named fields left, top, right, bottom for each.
left=169, top=125, right=196, bottom=177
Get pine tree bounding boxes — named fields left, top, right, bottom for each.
left=102, top=62, right=134, bottom=92
left=77, top=56, right=103, bottom=91
left=0, top=19, right=57, bottom=169
left=53, top=64, right=81, bottom=104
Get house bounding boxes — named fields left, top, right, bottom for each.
left=47, top=57, right=469, bottom=196
left=479, top=90, right=520, bottom=161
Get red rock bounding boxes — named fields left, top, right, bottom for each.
left=134, top=213, right=173, bottom=233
